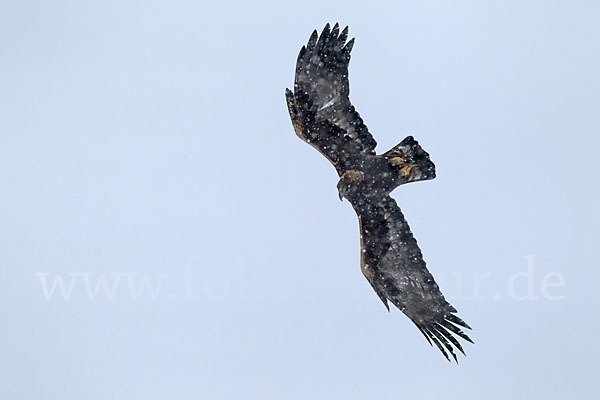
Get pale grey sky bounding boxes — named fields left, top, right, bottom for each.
left=1, top=1, right=599, bottom=399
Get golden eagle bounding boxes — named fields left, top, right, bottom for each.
left=285, top=23, right=473, bottom=362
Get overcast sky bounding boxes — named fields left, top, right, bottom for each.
left=1, top=1, right=599, bottom=399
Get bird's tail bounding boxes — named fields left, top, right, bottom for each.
left=385, top=136, right=436, bottom=184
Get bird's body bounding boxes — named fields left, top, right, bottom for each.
left=285, top=23, right=473, bottom=362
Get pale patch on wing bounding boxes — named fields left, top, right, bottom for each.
left=319, top=98, right=337, bottom=110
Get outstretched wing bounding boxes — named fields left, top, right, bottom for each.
left=357, top=196, right=473, bottom=362
left=285, top=23, right=377, bottom=175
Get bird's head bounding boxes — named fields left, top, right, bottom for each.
left=337, top=170, right=365, bottom=201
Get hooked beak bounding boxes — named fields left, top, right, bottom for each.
left=338, top=190, right=344, bottom=202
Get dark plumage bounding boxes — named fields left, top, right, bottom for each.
left=285, top=23, right=473, bottom=362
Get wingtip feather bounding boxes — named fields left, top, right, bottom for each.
left=331, top=22, right=339, bottom=37
left=430, top=336, right=451, bottom=362
left=338, top=26, right=349, bottom=43
left=344, top=37, right=355, bottom=54
left=307, top=30, right=318, bottom=50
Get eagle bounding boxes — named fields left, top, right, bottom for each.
left=285, top=23, right=473, bottom=362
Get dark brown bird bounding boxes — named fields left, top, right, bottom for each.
left=285, top=23, right=473, bottom=362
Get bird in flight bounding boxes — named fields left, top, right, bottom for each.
left=285, top=23, right=473, bottom=362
